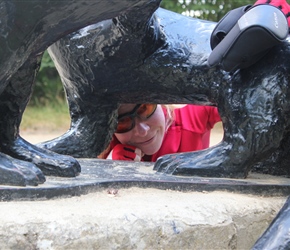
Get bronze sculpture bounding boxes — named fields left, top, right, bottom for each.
left=40, top=1, right=290, bottom=180
left=1, top=0, right=290, bottom=248
left=0, top=0, right=153, bottom=185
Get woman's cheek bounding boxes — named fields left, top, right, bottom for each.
left=114, top=133, right=132, bottom=145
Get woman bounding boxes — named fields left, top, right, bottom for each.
left=99, top=104, right=221, bottom=161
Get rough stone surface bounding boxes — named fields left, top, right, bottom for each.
left=0, top=187, right=285, bottom=249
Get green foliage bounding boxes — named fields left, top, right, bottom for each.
left=160, top=0, right=253, bottom=22
left=31, top=0, right=253, bottom=107
left=30, top=51, right=65, bottom=107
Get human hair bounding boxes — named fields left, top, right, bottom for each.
left=163, top=105, right=175, bottom=131
left=163, top=104, right=187, bottom=131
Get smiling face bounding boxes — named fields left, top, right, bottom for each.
left=114, top=104, right=166, bottom=155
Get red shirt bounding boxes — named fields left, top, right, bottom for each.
left=108, top=105, right=221, bottom=162
left=150, top=105, right=220, bottom=161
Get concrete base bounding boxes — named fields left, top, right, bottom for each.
left=0, top=188, right=286, bottom=249
left=0, top=159, right=288, bottom=249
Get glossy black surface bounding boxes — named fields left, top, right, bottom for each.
left=38, top=2, right=290, bottom=181
left=39, top=4, right=218, bottom=158
left=252, top=196, right=290, bottom=250
left=1, top=1, right=290, bottom=248
left=1, top=159, right=289, bottom=201
left=0, top=0, right=155, bottom=186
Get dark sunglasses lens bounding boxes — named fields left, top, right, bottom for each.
left=116, top=116, right=133, bottom=133
left=137, top=104, right=157, bottom=118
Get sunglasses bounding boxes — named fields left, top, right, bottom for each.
left=116, top=104, right=157, bottom=133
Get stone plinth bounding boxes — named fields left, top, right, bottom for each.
left=0, top=188, right=285, bottom=249
left=0, top=159, right=287, bottom=249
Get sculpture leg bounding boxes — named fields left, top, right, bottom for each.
left=252, top=131, right=290, bottom=177
left=154, top=111, right=264, bottom=178
left=154, top=117, right=282, bottom=178
left=38, top=102, right=118, bottom=158
left=154, top=141, right=251, bottom=178
left=154, top=66, right=288, bottom=178
left=0, top=56, right=80, bottom=179
left=251, top=196, right=290, bottom=250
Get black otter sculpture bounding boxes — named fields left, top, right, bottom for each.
left=0, top=0, right=154, bottom=186
left=41, top=1, right=290, bottom=180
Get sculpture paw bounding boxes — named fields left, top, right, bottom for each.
left=0, top=153, right=45, bottom=186
left=2, top=137, right=81, bottom=178
left=38, top=153, right=81, bottom=177
left=154, top=143, right=247, bottom=178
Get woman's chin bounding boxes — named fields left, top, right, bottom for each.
left=142, top=144, right=161, bottom=156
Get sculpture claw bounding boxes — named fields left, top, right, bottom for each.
left=0, top=153, right=45, bottom=186
left=1, top=136, right=81, bottom=179
left=154, top=143, right=247, bottom=178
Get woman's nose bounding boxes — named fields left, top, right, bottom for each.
left=133, top=120, right=150, bottom=136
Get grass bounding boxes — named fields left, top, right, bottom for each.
left=20, top=102, right=70, bottom=134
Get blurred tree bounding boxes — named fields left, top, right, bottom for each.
left=32, top=50, right=65, bottom=107
left=160, top=0, right=253, bottom=21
